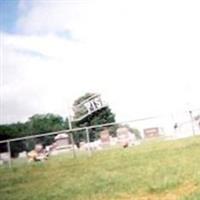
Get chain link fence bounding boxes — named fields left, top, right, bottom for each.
left=0, top=109, right=200, bottom=168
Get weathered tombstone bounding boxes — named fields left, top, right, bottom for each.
left=0, top=152, right=10, bottom=164
left=50, top=133, right=73, bottom=155
left=100, top=129, right=111, bottom=148
left=54, top=133, right=70, bottom=150
left=100, top=129, right=110, bottom=142
left=0, top=160, right=3, bottom=165
left=35, top=144, right=43, bottom=152
left=116, top=127, right=136, bottom=147
left=18, top=151, right=27, bottom=158
left=79, top=141, right=86, bottom=150
left=143, top=127, right=160, bottom=138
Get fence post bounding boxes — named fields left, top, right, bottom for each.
left=70, top=132, right=76, bottom=158
left=7, top=141, right=12, bottom=168
left=85, top=128, right=92, bottom=157
left=189, top=110, right=195, bottom=136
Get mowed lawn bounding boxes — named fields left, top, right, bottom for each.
left=1, top=136, right=200, bottom=200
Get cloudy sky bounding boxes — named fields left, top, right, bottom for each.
left=0, top=0, right=200, bottom=124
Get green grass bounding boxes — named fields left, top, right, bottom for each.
left=1, top=136, right=200, bottom=200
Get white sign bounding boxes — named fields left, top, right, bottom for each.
left=84, top=96, right=104, bottom=114
left=72, top=95, right=107, bottom=121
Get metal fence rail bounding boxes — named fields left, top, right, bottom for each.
left=0, top=115, right=160, bottom=144
left=0, top=109, right=199, bottom=168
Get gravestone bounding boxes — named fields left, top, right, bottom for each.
left=143, top=127, right=160, bottom=138
left=100, top=129, right=111, bottom=148
left=54, top=133, right=70, bottom=150
left=50, top=133, right=72, bottom=155
left=0, top=152, right=10, bottom=164
left=116, top=127, right=136, bottom=147
left=18, top=151, right=27, bottom=158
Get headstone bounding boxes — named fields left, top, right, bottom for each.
left=50, top=133, right=73, bottom=155
left=100, top=129, right=110, bottom=142
left=54, top=133, right=70, bottom=150
left=143, top=127, right=160, bottom=138
left=0, top=152, right=10, bottom=163
left=0, top=160, right=3, bottom=165
left=116, top=127, right=136, bottom=147
left=35, top=144, right=43, bottom=152
left=100, top=129, right=111, bottom=148
left=18, top=151, right=27, bottom=158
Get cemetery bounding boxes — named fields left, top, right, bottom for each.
left=1, top=0, right=200, bottom=199
left=1, top=135, right=200, bottom=200
left=25, top=126, right=140, bottom=163
left=0, top=94, right=199, bottom=200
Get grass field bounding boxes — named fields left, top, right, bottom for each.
left=0, top=136, right=200, bottom=200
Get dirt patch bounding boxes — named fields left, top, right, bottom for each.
left=111, top=181, right=198, bottom=200
left=174, top=181, right=198, bottom=197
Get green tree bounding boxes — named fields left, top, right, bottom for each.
left=26, top=113, right=66, bottom=150
left=73, top=93, right=115, bottom=127
left=0, top=113, right=66, bottom=156
left=72, top=93, right=116, bottom=142
left=28, top=113, right=65, bottom=134
left=0, top=122, right=30, bottom=157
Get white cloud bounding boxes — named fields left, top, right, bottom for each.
left=1, top=0, right=200, bottom=124
left=16, top=0, right=85, bottom=35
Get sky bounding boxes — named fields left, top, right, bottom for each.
left=0, top=0, right=200, bottom=124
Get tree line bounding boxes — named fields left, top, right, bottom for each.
left=0, top=113, right=68, bottom=141
left=0, top=114, right=69, bottom=157
left=0, top=93, right=116, bottom=156
left=0, top=93, right=143, bottom=157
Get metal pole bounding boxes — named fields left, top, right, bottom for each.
left=70, top=132, right=76, bottom=158
left=85, top=128, right=92, bottom=157
left=68, top=107, right=76, bottom=158
left=68, top=107, right=73, bottom=130
left=7, top=141, right=12, bottom=168
left=189, top=110, right=195, bottom=136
